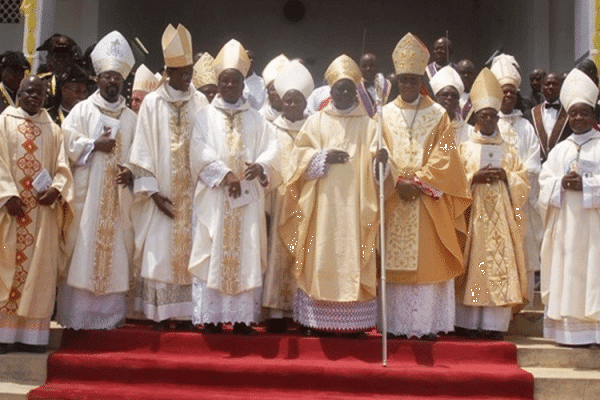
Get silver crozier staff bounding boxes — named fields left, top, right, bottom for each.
left=375, top=73, right=388, bottom=367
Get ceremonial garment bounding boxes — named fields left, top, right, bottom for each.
left=539, top=129, right=600, bottom=345
left=0, top=83, right=16, bottom=114
left=455, top=130, right=529, bottom=332
left=379, top=95, right=471, bottom=337
left=306, top=85, right=331, bottom=115
left=57, top=91, right=136, bottom=330
left=357, top=78, right=390, bottom=118
left=244, top=72, right=267, bottom=110
left=128, top=83, right=208, bottom=322
left=0, top=106, right=72, bottom=345
left=498, top=110, right=542, bottom=304
left=529, top=102, right=572, bottom=162
left=189, top=95, right=275, bottom=325
left=280, top=103, right=379, bottom=332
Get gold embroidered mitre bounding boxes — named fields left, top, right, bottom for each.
left=490, top=53, right=521, bottom=88
left=262, top=54, right=290, bottom=86
left=560, top=68, right=599, bottom=111
left=470, top=68, right=503, bottom=113
left=324, top=54, right=362, bottom=86
left=193, top=53, right=217, bottom=89
left=132, top=64, right=159, bottom=94
left=91, top=31, right=135, bottom=78
left=162, top=24, right=193, bottom=68
left=274, top=60, right=315, bottom=99
left=392, top=33, right=429, bottom=75
left=214, top=39, right=251, bottom=78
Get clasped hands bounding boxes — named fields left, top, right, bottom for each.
left=472, top=165, right=508, bottom=185
left=6, top=187, right=60, bottom=219
left=223, top=162, right=266, bottom=199
left=561, top=170, right=582, bottom=191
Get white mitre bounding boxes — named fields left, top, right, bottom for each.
left=274, top=60, right=314, bottom=99
left=214, top=39, right=250, bottom=77
left=133, top=64, right=159, bottom=94
left=162, top=24, right=193, bottom=68
left=560, top=68, right=600, bottom=111
left=490, top=53, right=521, bottom=88
left=262, top=54, right=289, bottom=86
left=91, top=31, right=135, bottom=78
left=429, top=65, right=464, bottom=97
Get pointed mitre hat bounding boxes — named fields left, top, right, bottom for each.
left=392, top=33, right=429, bottom=75
left=470, top=67, right=503, bottom=113
left=262, top=54, right=290, bottom=86
left=429, top=65, right=464, bottom=97
left=274, top=60, right=315, bottom=99
left=214, top=39, right=251, bottom=78
left=560, top=68, right=600, bottom=111
left=132, top=64, right=159, bottom=94
left=91, top=31, right=135, bottom=78
left=324, top=55, right=362, bottom=86
left=193, top=52, right=217, bottom=89
left=490, top=53, right=521, bottom=88
left=161, top=24, right=193, bottom=68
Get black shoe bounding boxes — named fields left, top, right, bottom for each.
left=0, top=343, right=11, bottom=354
left=386, top=332, right=397, bottom=339
left=176, top=321, right=197, bottom=331
left=154, top=320, right=171, bottom=331
left=485, top=330, right=504, bottom=340
left=17, top=343, right=46, bottom=353
left=343, top=331, right=367, bottom=339
left=233, top=322, right=257, bottom=335
left=266, top=318, right=287, bottom=334
left=301, top=326, right=316, bottom=337
left=420, top=333, right=437, bottom=341
left=204, top=323, right=223, bottom=334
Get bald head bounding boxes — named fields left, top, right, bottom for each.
left=432, top=37, right=452, bottom=66
left=18, top=75, right=46, bottom=115
left=360, top=53, right=378, bottom=82
left=457, top=59, right=476, bottom=93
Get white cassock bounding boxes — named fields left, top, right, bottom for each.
left=189, top=94, right=276, bottom=325
left=57, top=91, right=137, bottom=330
left=498, top=110, right=543, bottom=305
left=539, top=129, right=600, bottom=345
left=262, top=115, right=305, bottom=318
left=452, top=115, right=472, bottom=145
left=244, top=72, right=267, bottom=110
left=128, top=83, right=208, bottom=322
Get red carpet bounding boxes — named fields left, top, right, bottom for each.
left=29, top=323, right=533, bottom=400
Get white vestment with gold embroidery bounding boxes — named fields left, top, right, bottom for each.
left=189, top=95, right=276, bottom=324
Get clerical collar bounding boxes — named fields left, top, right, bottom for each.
left=213, top=94, right=244, bottom=110
left=332, top=102, right=358, bottom=114
left=165, top=82, right=193, bottom=101
left=499, top=109, right=523, bottom=118
left=92, top=90, right=125, bottom=111
left=570, top=129, right=597, bottom=144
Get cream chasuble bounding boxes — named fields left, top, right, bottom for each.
left=279, top=104, right=379, bottom=303
left=0, top=107, right=73, bottom=319
left=62, top=91, right=136, bottom=295
left=539, top=130, right=600, bottom=324
left=381, top=96, right=471, bottom=284
left=456, top=131, right=529, bottom=308
left=129, top=83, right=208, bottom=285
left=262, top=115, right=305, bottom=311
left=189, top=95, right=276, bottom=295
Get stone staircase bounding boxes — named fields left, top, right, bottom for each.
left=2, top=295, right=599, bottom=400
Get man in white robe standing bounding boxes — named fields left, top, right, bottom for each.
left=189, top=39, right=276, bottom=335
left=57, top=31, right=137, bottom=330
left=539, top=68, right=600, bottom=346
left=128, top=24, right=208, bottom=330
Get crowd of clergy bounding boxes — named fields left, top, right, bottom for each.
left=0, top=24, right=599, bottom=355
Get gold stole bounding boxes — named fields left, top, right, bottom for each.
left=0, top=119, right=42, bottom=314
left=168, top=101, right=193, bottom=285
left=220, top=109, right=245, bottom=295
left=91, top=107, right=123, bottom=294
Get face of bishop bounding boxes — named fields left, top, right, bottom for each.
left=18, top=76, right=47, bottom=116
left=218, top=68, right=245, bottom=104
left=97, top=71, right=124, bottom=103
left=199, top=84, right=218, bottom=104
left=500, top=84, right=518, bottom=115
left=475, top=107, right=499, bottom=136
left=167, top=65, right=193, bottom=92
left=397, top=73, right=422, bottom=103
left=568, top=103, right=595, bottom=134
left=435, top=85, right=459, bottom=120
left=281, top=89, right=306, bottom=122
left=330, top=79, right=357, bottom=110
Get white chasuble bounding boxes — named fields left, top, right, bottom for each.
left=62, top=92, right=136, bottom=295
left=129, top=84, right=208, bottom=285
left=0, top=107, right=73, bottom=319
left=189, top=95, right=276, bottom=296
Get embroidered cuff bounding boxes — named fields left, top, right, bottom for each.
left=200, top=160, right=231, bottom=188
left=304, top=150, right=329, bottom=180
left=414, top=177, right=443, bottom=199
left=582, top=175, right=600, bottom=209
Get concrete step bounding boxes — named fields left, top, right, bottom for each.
left=508, top=336, right=600, bottom=370
left=522, top=366, right=600, bottom=400
left=0, top=382, right=39, bottom=400
left=507, top=309, right=544, bottom=337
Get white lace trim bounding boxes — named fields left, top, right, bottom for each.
left=0, top=315, right=50, bottom=345
left=379, top=280, right=455, bottom=337
left=56, top=284, right=126, bottom=330
left=192, top=278, right=262, bottom=325
left=200, top=160, right=231, bottom=188
left=304, top=150, right=329, bottom=180
left=455, top=303, right=512, bottom=332
left=130, top=279, right=192, bottom=322
left=293, top=289, right=377, bottom=332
